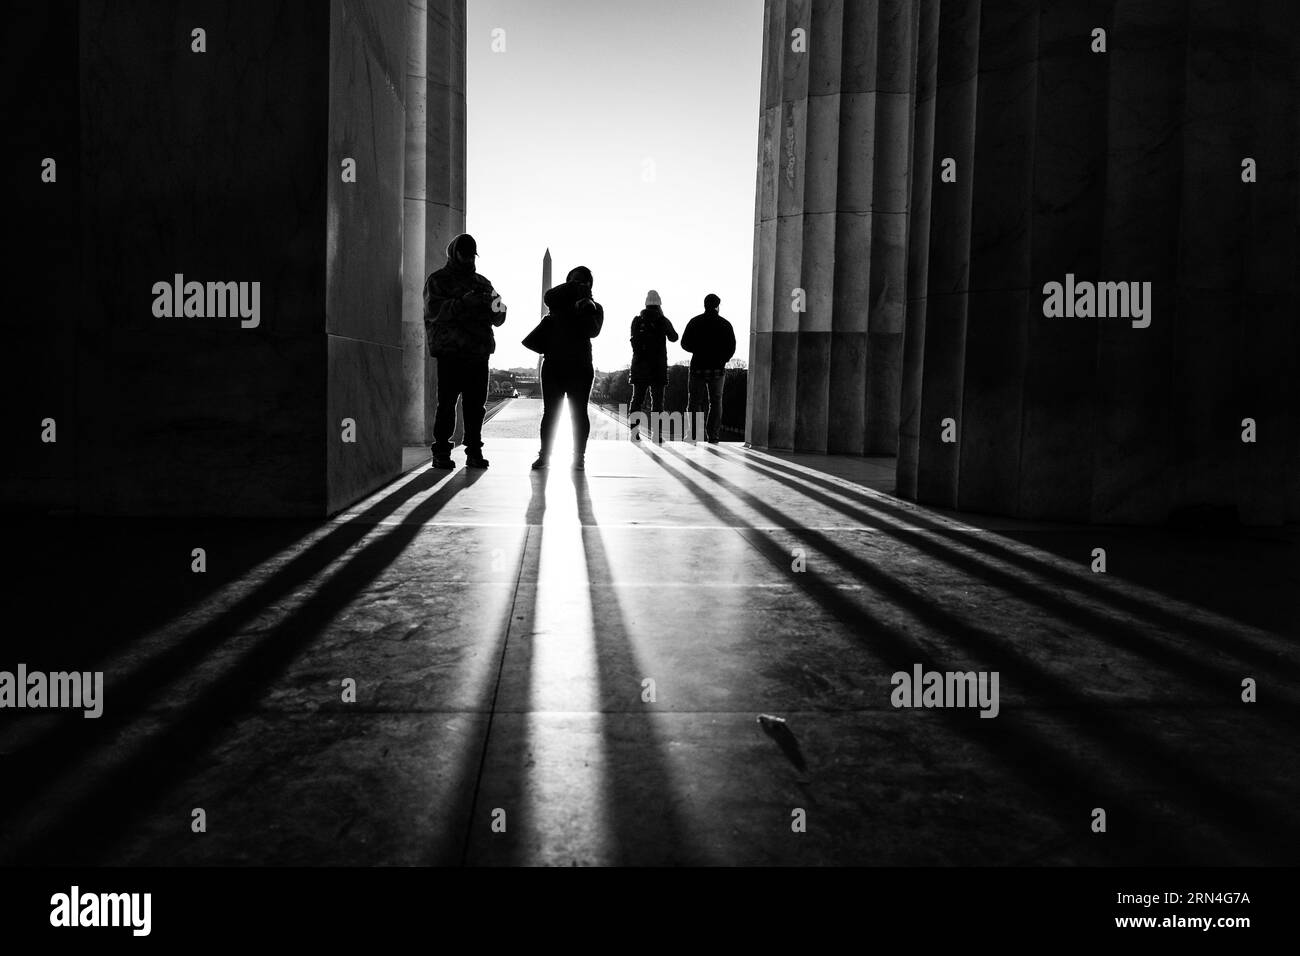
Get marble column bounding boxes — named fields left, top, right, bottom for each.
left=896, top=0, right=939, bottom=498
left=325, top=0, right=410, bottom=515
left=754, top=0, right=1300, bottom=523
left=424, top=0, right=467, bottom=443
left=745, top=0, right=780, bottom=447
left=1185, top=0, right=1297, bottom=526
left=401, top=0, right=430, bottom=445
left=862, top=0, right=917, bottom=455
left=793, top=0, right=830, bottom=454
left=750, top=0, right=919, bottom=455
left=63, top=0, right=467, bottom=517
left=910, top=0, right=979, bottom=509
left=1014, top=0, right=1112, bottom=521
left=767, top=0, right=806, bottom=452
left=77, top=1, right=333, bottom=516
left=954, top=0, right=1036, bottom=516
left=1088, top=0, right=1184, bottom=524
left=825, top=0, right=868, bottom=455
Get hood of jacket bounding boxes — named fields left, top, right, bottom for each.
left=445, top=233, right=477, bottom=273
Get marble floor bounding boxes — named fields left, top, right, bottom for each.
left=2, top=398, right=1297, bottom=866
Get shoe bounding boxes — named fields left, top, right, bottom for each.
left=430, top=455, right=454, bottom=469
left=573, top=455, right=585, bottom=471
left=466, top=455, right=490, bottom=469
left=531, top=456, right=548, bottom=470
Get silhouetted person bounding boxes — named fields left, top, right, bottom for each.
left=534, top=265, right=604, bottom=471
left=628, top=289, right=678, bottom=441
left=681, top=293, right=736, bottom=443
left=424, top=233, right=507, bottom=469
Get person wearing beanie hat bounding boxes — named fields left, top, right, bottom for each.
left=423, top=232, right=507, bottom=469
left=680, top=292, right=736, bottom=442
left=532, top=265, right=605, bottom=470
left=627, top=289, right=678, bottom=441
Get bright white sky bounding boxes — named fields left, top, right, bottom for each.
left=465, top=0, right=764, bottom=372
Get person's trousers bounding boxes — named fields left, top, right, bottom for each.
left=432, top=354, right=489, bottom=457
left=687, top=369, right=726, bottom=441
left=539, top=356, right=594, bottom=459
left=628, top=382, right=664, bottom=438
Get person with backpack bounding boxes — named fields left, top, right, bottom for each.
left=533, top=265, right=604, bottom=471
left=627, top=290, right=678, bottom=441
left=423, top=233, right=507, bottom=469
left=680, top=293, right=736, bottom=443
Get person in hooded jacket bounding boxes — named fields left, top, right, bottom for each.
left=627, top=290, right=678, bottom=441
left=423, top=233, right=507, bottom=469
left=534, top=265, right=604, bottom=471
left=680, top=293, right=736, bottom=443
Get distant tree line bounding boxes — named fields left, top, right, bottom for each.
left=591, top=362, right=749, bottom=440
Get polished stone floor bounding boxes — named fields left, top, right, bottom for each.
left=2, top=398, right=1297, bottom=866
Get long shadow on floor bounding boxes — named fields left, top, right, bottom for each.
left=461, top=468, right=695, bottom=864
left=572, top=471, right=698, bottom=865
left=5, top=516, right=318, bottom=674
left=458, top=471, right=545, bottom=866
left=642, top=441, right=1296, bottom=864
left=3, top=467, right=489, bottom=864
left=1, top=465, right=455, bottom=785
left=715, top=446, right=1300, bottom=676
left=699, top=446, right=1300, bottom=708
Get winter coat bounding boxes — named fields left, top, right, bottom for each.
left=628, top=306, right=678, bottom=385
left=681, top=309, right=736, bottom=372
left=540, top=281, right=604, bottom=363
left=424, top=248, right=505, bottom=358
